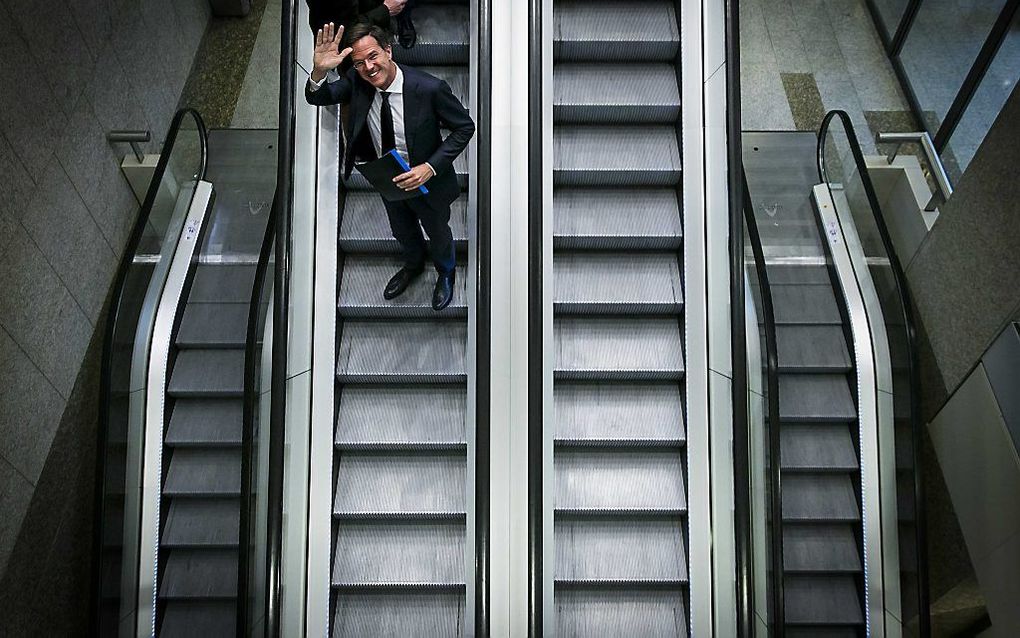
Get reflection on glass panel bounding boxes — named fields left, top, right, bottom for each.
left=899, top=0, right=1007, bottom=134
left=946, top=10, right=1020, bottom=178
left=872, top=0, right=911, bottom=43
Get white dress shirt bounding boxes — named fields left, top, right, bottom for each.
left=309, top=64, right=435, bottom=176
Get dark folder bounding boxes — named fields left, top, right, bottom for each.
left=354, top=149, right=430, bottom=201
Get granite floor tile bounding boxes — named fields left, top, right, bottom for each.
left=19, top=160, right=118, bottom=323
left=815, top=70, right=877, bottom=153
left=232, top=0, right=282, bottom=128
left=782, top=72, right=826, bottom=131
left=792, top=0, right=849, bottom=75
left=0, top=324, right=65, bottom=486
left=0, top=456, right=34, bottom=579
left=741, top=61, right=796, bottom=130
left=762, top=0, right=812, bottom=73
left=825, top=0, right=909, bottom=112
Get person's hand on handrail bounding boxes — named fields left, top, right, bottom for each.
left=311, top=23, right=353, bottom=83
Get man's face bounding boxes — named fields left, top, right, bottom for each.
left=350, top=36, right=396, bottom=89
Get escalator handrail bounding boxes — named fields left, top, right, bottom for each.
left=816, top=109, right=930, bottom=635
left=741, top=169, right=786, bottom=634
left=90, top=107, right=208, bottom=631
left=237, top=187, right=279, bottom=637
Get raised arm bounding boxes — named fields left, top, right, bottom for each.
left=305, top=23, right=354, bottom=106
left=427, top=80, right=476, bottom=175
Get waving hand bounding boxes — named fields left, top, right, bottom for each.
left=311, top=23, right=353, bottom=82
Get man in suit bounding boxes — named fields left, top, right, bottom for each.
left=306, top=22, right=474, bottom=311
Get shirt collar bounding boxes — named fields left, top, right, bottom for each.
left=379, top=64, right=403, bottom=95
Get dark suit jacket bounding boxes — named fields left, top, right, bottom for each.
left=305, top=65, right=475, bottom=207
left=306, top=0, right=390, bottom=40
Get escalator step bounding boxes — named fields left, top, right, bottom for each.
left=332, top=521, right=464, bottom=587
left=339, top=256, right=467, bottom=318
left=334, top=453, right=466, bottom=517
left=336, top=386, right=466, bottom=448
left=345, top=153, right=468, bottom=192
left=420, top=65, right=469, bottom=109
left=160, top=549, right=237, bottom=599
left=786, top=629, right=860, bottom=638
left=765, top=283, right=842, bottom=325
left=783, top=523, right=861, bottom=573
left=555, top=382, right=684, bottom=444
left=390, top=4, right=469, bottom=66
left=555, top=317, right=684, bottom=380
left=780, top=423, right=858, bottom=472
left=556, top=450, right=686, bottom=512
left=554, top=64, right=680, bottom=123
left=168, top=349, right=244, bottom=397
left=189, top=265, right=256, bottom=303
left=164, top=448, right=240, bottom=497
left=333, top=592, right=465, bottom=638
left=778, top=374, right=856, bottom=422
left=337, top=321, right=466, bottom=383
left=776, top=325, right=851, bottom=372
left=166, top=398, right=242, bottom=447
left=556, top=590, right=688, bottom=637
left=554, top=126, right=681, bottom=186
left=781, top=474, right=860, bottom=522
left=163, top=498, right=239, bottom=548
left=784, top=574, right=864, bottom=626
left=339, top=193, right=468, bottom=254
left=554, top=1, right=679, bottom=62
left=176, top=303, right=250, bottom=348
left=555, top=519, right=687, bottom=582
left=554, top=189, right=682, bottom=250
left=160, top=600, right=236, bottom=637
left=555, top=252, right=682, bottom=315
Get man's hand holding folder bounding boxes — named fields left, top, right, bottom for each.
left=354, top=150, right=431, bottom=201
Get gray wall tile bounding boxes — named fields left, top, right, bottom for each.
left=0, top=457, right=34, bottom=579
left=111, top=4, right=176, bottom=145
left=20, top=160, right=118, bottom=322
left=174, top=0, right=212, bottom=55
left=0, top=324, right=65, bottom=485
left=69, top=0, right=115, bottom=61
left=0, top=213, right=93, bottom=397
left=0, top=132, right=34, bottom=218
left=85, top=40, right=155, bottom=150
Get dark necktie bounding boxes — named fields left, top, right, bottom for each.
left=380, top=91, right=396, bottom=155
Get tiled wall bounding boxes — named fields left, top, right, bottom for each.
left=0, top=0, right=210, bottom=626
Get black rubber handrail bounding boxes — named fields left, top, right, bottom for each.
left=264, top=0, right=297, bottom=634
left=237, top=187, right=278, bottom=636
left=817, top=109, right=930, bottom=636
left=90, top=108, right=208, bottom=632
left=474, top=0, right=493, bottom=634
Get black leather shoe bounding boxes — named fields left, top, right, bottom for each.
left=383, top=267, right=423, bottom=300
left=395, top=12, right=416, bottom=49
left=432, top=270, right=455, bottom=311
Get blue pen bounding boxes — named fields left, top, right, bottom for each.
left=389, top=149, right=430, bottom=195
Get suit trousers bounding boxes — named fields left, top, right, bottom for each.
left=382, top=194, right=456, bottom=274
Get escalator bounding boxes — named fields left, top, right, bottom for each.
left=330, top=1, right=473, bottom=634
left=550, top=0, right=688, bottom=633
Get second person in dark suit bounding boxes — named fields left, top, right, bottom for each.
left=305, top=22, right=474, bottom=311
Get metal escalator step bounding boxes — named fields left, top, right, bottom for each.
left=783, top=524, right=861, bottom=573
left=781, top=423, right=858, bottom=472
left=333, top=592, right=465, bottom=638
left=556, top=590, right=688, bottom=637
left=164, top=448, right=241, bottom=496
left=420, top=65, right=469, bottom=109
left=391, top=5, right=469, bottom=66
left=554, top=64, right=680, bottom=123
left=554, top=1, right=679, bottom=62
left=786, top=629, right=859, bottom=638
left=776, top=325, right=851, bottom=372
left=336, top=386, right=466, bottom=449
left=163, top=498, right=239, bottom=548
left=167, top=349, right=244, bottom=397
left=334, top=452, right=466, bottom=517
left=784, top=574, right=864, bottom=626
left=555, top=126, right=681, bottom=186
left=555, top=519, right=687, bottom=582
left=176, top=303, right=249, bottom=348
left=556, top=450, right=685, bottom=512
left=189, top=265, right=256, bottom=303
left=555, top=317, right=683, bottom=380
left=778, top=374, right=856, bottom=422
left=332, top=521, right=464, bottom=587
left=555, top=382, right=685, bottom=444
left=345, top=153, right=468, bottom=191
left=782, top=474, right=860, bottom=522
left=765, top=265, right=832, bottom=285
left=554, top=189, right=682, bottom=250
left=555, top=252, right=683, bottom=314
left=166, top=398, right=242, bottom=447
left=339, top=192, right=468, bottom=254
left=337, top=321, right=466, bottom=383
left=160, top=548, right=237, bottom=599
left=767, top=284, right=842, bottom=324
left=339, top=256, right=467, bottom=318
left=160, top=601, right=236, bottom=637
